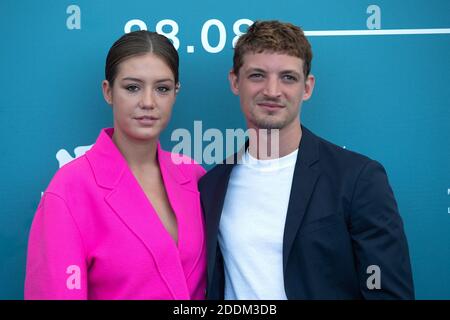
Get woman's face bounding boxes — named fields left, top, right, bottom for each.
left=102, top=53, right=178, bottom=142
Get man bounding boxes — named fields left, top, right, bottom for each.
left=198, top=20, right=414, bottom=299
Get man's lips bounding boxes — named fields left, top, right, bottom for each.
left=257, top=102, right=284, bottom=109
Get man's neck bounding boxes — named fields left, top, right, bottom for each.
left=247, top=121, right=302, bottom=160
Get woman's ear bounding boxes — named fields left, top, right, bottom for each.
left=175, top=83, right=181, bottom=95
left=102, top=80, right=113, bottom=105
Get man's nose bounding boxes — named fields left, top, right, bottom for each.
left=263, top=77, right=281, bottom=98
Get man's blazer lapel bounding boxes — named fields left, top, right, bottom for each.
left=201, top=147, right=244, bottom=290
left=283, top=127, right=321, bottom=271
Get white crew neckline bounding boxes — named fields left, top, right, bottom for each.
left=242, top=148, right=299, bottom=172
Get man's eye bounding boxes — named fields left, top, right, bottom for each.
left=282, top=75, right=298, bottom=82
left=126, top=85, right=139, bottom=92
left=249, top=73, right=264, bottom=79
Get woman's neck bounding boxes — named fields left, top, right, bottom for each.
left=112, top=128, right=159, bottom=171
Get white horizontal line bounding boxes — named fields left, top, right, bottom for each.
left=304, top=28, right=450, bottom=36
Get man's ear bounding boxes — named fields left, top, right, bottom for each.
left=229, top=69, right=240, bottom=96
left=102, top=80, right=113, bottom=105
left=302, top=74, right=315, bottom=101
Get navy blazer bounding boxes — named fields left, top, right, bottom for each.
left=199, top=126, right=414, bottom=299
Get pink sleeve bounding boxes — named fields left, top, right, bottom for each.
left=24, top=192, right=88, bottom=300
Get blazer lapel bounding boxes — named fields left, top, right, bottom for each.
left=105, top=173, right=190, bottom=300
left=283, top=126, right=321, bottom=271
left=86, top=128, right=190, bottom=299
left=157, top=145, right=205, bottom=281
left=204, top=147, right=244, bottom=289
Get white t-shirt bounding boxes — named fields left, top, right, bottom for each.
left=218, top=148, right=298, bottom=300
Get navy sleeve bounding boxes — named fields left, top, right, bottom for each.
left=349, top=160, right=415, bottom=299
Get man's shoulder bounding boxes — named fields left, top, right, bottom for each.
left=308, top=129, right=391, bottom=200
left=304, top=128, right=386, bottom=181
left=198, top=161, right=231, bottom=191
left=311, top=130, right=373, bottom=167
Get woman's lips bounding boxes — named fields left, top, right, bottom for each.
left=134, top=115, right=159, bottom=126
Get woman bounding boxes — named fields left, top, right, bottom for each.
left=25, top=31, right=206, bottom=299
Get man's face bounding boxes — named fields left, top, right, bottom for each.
left=229, top=52, right=314, bottom=131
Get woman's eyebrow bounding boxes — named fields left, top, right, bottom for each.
left=120, top=77, right=144, bottom=83
left=120, top=77, right=174, bottom=83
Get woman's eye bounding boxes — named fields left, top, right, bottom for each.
left=156, top=86, right=171, bottom=93
left=125, top=85, right=139, bottom=92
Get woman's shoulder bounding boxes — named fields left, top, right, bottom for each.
left=160, top=148, right=206, bottom=182
left=45, top=154, right=93, bottom=196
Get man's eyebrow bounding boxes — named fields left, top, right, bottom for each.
left=280, top=70, right=302, bottom=77
left=245, top=68, right=266, bottom=74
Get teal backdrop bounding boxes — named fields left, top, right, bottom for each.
left=0, top=0, right=449, bottom=299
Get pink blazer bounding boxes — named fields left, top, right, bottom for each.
left=25, top=128, right=206, bottom=299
